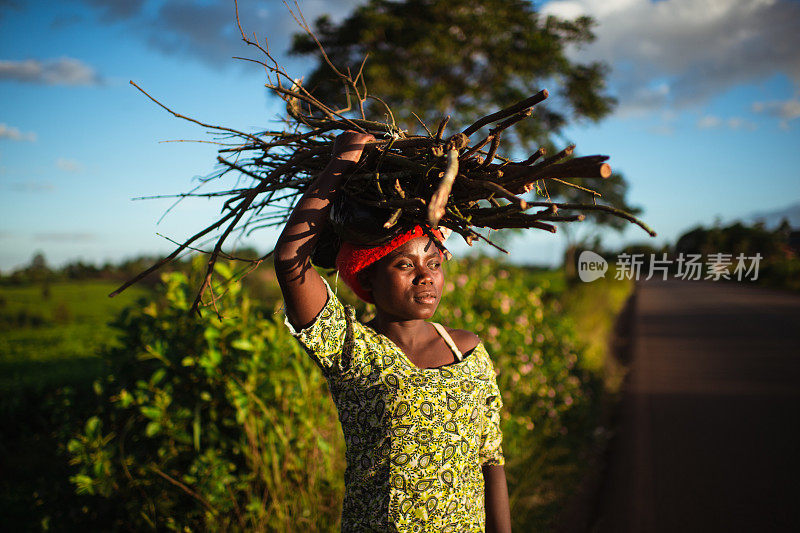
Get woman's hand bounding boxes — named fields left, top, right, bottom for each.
left=330, top=131, right=375, bottom=165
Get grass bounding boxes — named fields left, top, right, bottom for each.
left=0, top=281, right=147, bottom=393
left=0, top=280, right=149, bottom=530
left=558, top=267, right=635, bottom=393
left=545, top=268, right=635, bottom=531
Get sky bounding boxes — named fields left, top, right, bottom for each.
left=1, top=0, right=799, bottom=272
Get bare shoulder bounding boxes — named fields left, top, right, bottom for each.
left=444, top=326, right=481, bottom=355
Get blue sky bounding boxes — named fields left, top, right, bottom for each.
left=1, top=0, right=799, bottom=271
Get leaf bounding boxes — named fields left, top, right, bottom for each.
left=85, top=416, right=100, bottom=435
left=150, top=368, right=167, bottom=386
left=140, top=406, right=161, bottom=421
left=67, top=438, right=82, bottom=454
left=204, top=327, right=220, bottom=343
left=316, top=436, right=331, bottom=454
left=213, top=261, right=233, bottom=280
left=70, top=474, right=96, bottom=496
left=117, top=389, right=133, bottom=408
left=203, top=348, right=222, bottom=368
left=232, top=338, right=254, bottom=351
left=145, top=421, right=161, bottom=437
left=193, top=403, right=202, bottom=451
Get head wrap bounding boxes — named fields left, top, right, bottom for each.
left=335, top=225, right=448, bottom=303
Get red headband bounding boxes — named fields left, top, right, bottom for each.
left=335, top=225, right=444, bottom=303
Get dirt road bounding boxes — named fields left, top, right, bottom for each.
left=591, top=279, right=800, bottom=533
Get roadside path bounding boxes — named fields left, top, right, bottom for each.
left=592, top=279, right=800, bottom=532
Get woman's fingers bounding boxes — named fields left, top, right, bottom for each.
left=332, top=131, right=376, bottom=162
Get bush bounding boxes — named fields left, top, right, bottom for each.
left=68, top=263, right=344, bottom=531
left=760, top=255, right=800, bottom=291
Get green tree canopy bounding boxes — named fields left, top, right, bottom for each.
left=291, top=0, right=615, bottom=153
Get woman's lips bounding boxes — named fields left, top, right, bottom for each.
left=413, top=292, right=438, bottom=304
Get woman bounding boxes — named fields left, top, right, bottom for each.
left=274, top=131, right=511, bottom=532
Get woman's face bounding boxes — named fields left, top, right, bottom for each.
left=361, top=236, right=444, bottom=320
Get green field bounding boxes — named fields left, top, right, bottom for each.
left=0, top=281, right=149, bottom=528
left=0, top=281, right=148, bottom=393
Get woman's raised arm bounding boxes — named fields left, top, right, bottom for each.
left=274, top=131, right=374, bottom=330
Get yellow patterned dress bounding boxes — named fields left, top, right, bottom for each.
left=284, top=280, right=505, bottom=532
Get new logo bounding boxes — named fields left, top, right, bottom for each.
left=578, top=250, right=608, bottom=282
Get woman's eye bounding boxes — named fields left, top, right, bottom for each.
left=429, top=262, right=441, bottom=269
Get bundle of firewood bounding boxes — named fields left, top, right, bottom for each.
left=112, top=2, right=654, bottom=314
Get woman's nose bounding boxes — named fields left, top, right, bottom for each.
left=414, top=264, right=435, bottom=284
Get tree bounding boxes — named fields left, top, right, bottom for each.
left=291, top=0, right=645, bottom=267
left=291, top=0, right=613, bottom=151
left=23, top=251, right=51, bottom=285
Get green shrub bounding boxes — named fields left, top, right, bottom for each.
left=68, top=264, right=344, bottom=531
left=760, top=255, right=800, bottom=291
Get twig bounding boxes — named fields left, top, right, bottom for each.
left=427, top=148, right=459, bottom=228
left=462, top=90, right=548, bottom=137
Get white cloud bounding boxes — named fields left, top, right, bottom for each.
left=0, top=123, right=36, bottom=141
left=697, top=115, right=722, bottom=129
left=725, top=117, right=757, bottom=130
left=648, top=124, right=675, bottom=136
left=752, top=97, right=800, bottom=128
left=56, top=157, right=84, bottom=173
left=696, top=114, right=756, bottom=130
left=0, top=57, right=102, bottom=85
left=542, top=0, right=800, bottom=116
left=73, top=0, right=365, bottom=69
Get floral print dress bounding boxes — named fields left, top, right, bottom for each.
left=284, top=280, right=505, bottom=532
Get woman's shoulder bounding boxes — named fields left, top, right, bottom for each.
left=442, top=325, right=481, bottom=355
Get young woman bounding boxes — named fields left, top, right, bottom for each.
left=274, top=131, right=511, bottom=532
